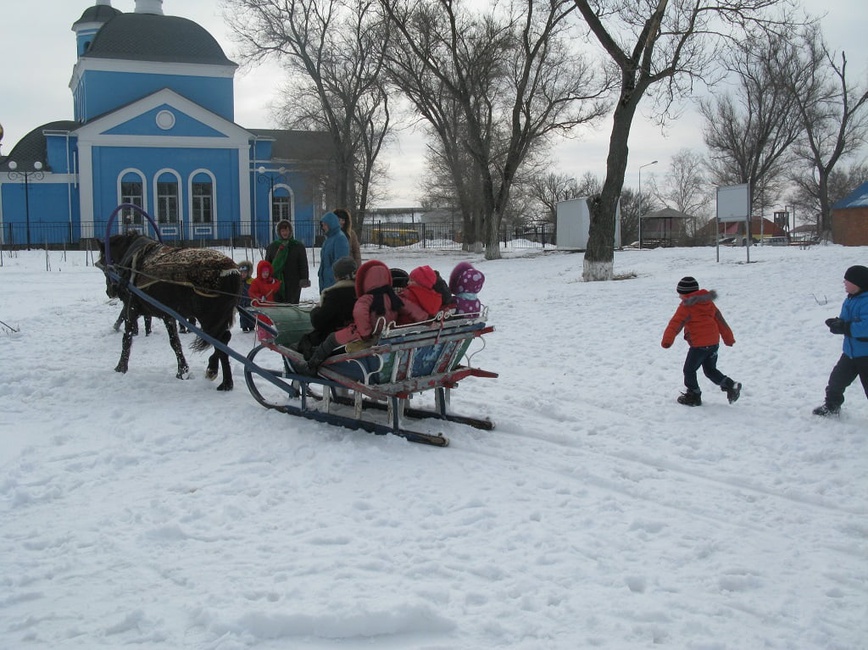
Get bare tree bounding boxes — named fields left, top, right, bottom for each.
left=526, top=171, right=582, bottom=225
left=223, top=0, right=392, bottom=223
left=384, top=19, right=493, bottom=252
left=572, top=0, right=794, bottom=280
left=649, top=148, right=711, bottom=234
left=701, top=27, right=805, bottom=220
left=788, top=160, right=867, bottom=231
left=618, top=187, right=650, bottom=245
left=380, top=0, right=611, bottom=259
left=780, top=24, right=868, bottom=236
left=417, top=128, right=487, bottom=249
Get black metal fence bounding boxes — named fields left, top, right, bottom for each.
left=358, top=221, right=555, bottom=251
left=0, top=220, right=555, bottom=252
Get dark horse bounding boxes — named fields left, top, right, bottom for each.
left=98, top=234, right=241, bottom=390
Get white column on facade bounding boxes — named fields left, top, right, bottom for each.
left=78, top=143, right=95, bottom=238
left=238, top=145, right=252, bottom=236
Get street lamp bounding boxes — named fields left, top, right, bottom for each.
left=637, top=160, right=658, bottom=249
left=257, top=165, right=287, bottom=247
left=7, top=160, right=44, bottom=250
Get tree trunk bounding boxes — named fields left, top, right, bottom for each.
left=817, top=171, right=832, bottom=236
left=583, top=98, right=637, bottom=281
left=484, top=210, right=502, bottom=260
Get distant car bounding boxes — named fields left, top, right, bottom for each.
left=375, top=228, right=420, bottom=247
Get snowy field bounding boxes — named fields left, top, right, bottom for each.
left=1, top=241, right=866, bottom=649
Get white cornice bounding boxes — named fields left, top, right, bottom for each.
left=70, top=57, right=236, bottom=91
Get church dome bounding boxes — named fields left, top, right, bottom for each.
left=83, top=13, right=235, bottom=66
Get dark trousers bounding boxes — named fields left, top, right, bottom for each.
left=683, top=345, right=728, bottom=394
left=824, top=354, right=868, bottom=408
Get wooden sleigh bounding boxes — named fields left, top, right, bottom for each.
left=242, top=302, right=497, bottom=446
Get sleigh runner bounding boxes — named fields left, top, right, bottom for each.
left=243, top=302, right=497, bottom=446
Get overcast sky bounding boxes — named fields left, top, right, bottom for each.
left=1, top=0, right=865, bottom=208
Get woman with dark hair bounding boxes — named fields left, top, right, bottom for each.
left=334, top=208, right=362, bottom=268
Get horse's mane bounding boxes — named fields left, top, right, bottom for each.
left=113, top=234, right=160, bottom=278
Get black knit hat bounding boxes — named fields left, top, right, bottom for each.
left=390, top=267, right=409, bottom=288
left=844, top=265, right=868, bottom=291
left=332, top=256, right=357, bottom=280
left=677, top=276, right=699, bottom=294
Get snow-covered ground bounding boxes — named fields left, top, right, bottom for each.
left=1, top=242, right=866, bottom=649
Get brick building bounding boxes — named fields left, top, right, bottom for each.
left=831, top=182, right=868, bottom=246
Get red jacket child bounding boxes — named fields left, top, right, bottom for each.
left=661, top=276, right=740, bottom=407
left=248, top=260, right=281, bottom=304
left=398, top=265, right=444, bottom=324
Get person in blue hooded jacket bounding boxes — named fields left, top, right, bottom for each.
left=813, top=265, right=868, bottom=416
left=318, top=211, right=350, bottom=292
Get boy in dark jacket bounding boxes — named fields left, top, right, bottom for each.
left=661, top=276, right=741, bottom=406
left=813, top=265, right=868, bottom=416
left=296, top=257, right=357, bottom=358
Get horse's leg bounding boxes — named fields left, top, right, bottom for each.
left=144, top=315, right=152, bottom=336
left=115, top=311, right=135, bottom=373
left=215, top=330, right=233, bottom=391
left=164, top=316, right=190, bottom=379
left=205, top=323, right=222, bottom=382
left=205, top=349, right=219, bottom=381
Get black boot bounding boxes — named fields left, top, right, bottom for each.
left=812, top=403, right=840, bottom=417
left=721, top=378, right=742, bottom=404
left=677, top=390, right=702, bottom=407
left=296, top=333, right=337, bottom=376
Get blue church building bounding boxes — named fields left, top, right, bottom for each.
left=0, top=0, right=334, bottom=249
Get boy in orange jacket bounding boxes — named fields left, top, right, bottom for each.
left=661, top=276, right=741, bottom=406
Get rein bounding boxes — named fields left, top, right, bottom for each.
left=110, top=261, right=240, bottom=299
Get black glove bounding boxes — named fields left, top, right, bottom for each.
left=825, top=317, right=850, bottom=335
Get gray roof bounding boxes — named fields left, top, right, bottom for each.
left=73, top=4, right=122, bottom=27
left=644, top=207, right=693, bottom=220
left=0, top=121, right=79, bottom=172
left=249, top=129, right=335, bottom=163
left=83, top=13, right=235, bottom=66
left=832, top=181, right=868, bottom=210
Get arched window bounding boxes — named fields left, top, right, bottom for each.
left=120, top=170, right=145, bottom=228
left=272, top=186, right=293, bottom=224
left=191, top=174, right=213, bottom=224
left=156, top=171, right=180, bottom=224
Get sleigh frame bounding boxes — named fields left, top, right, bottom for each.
left=243, top=303, right=497, bottom=447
